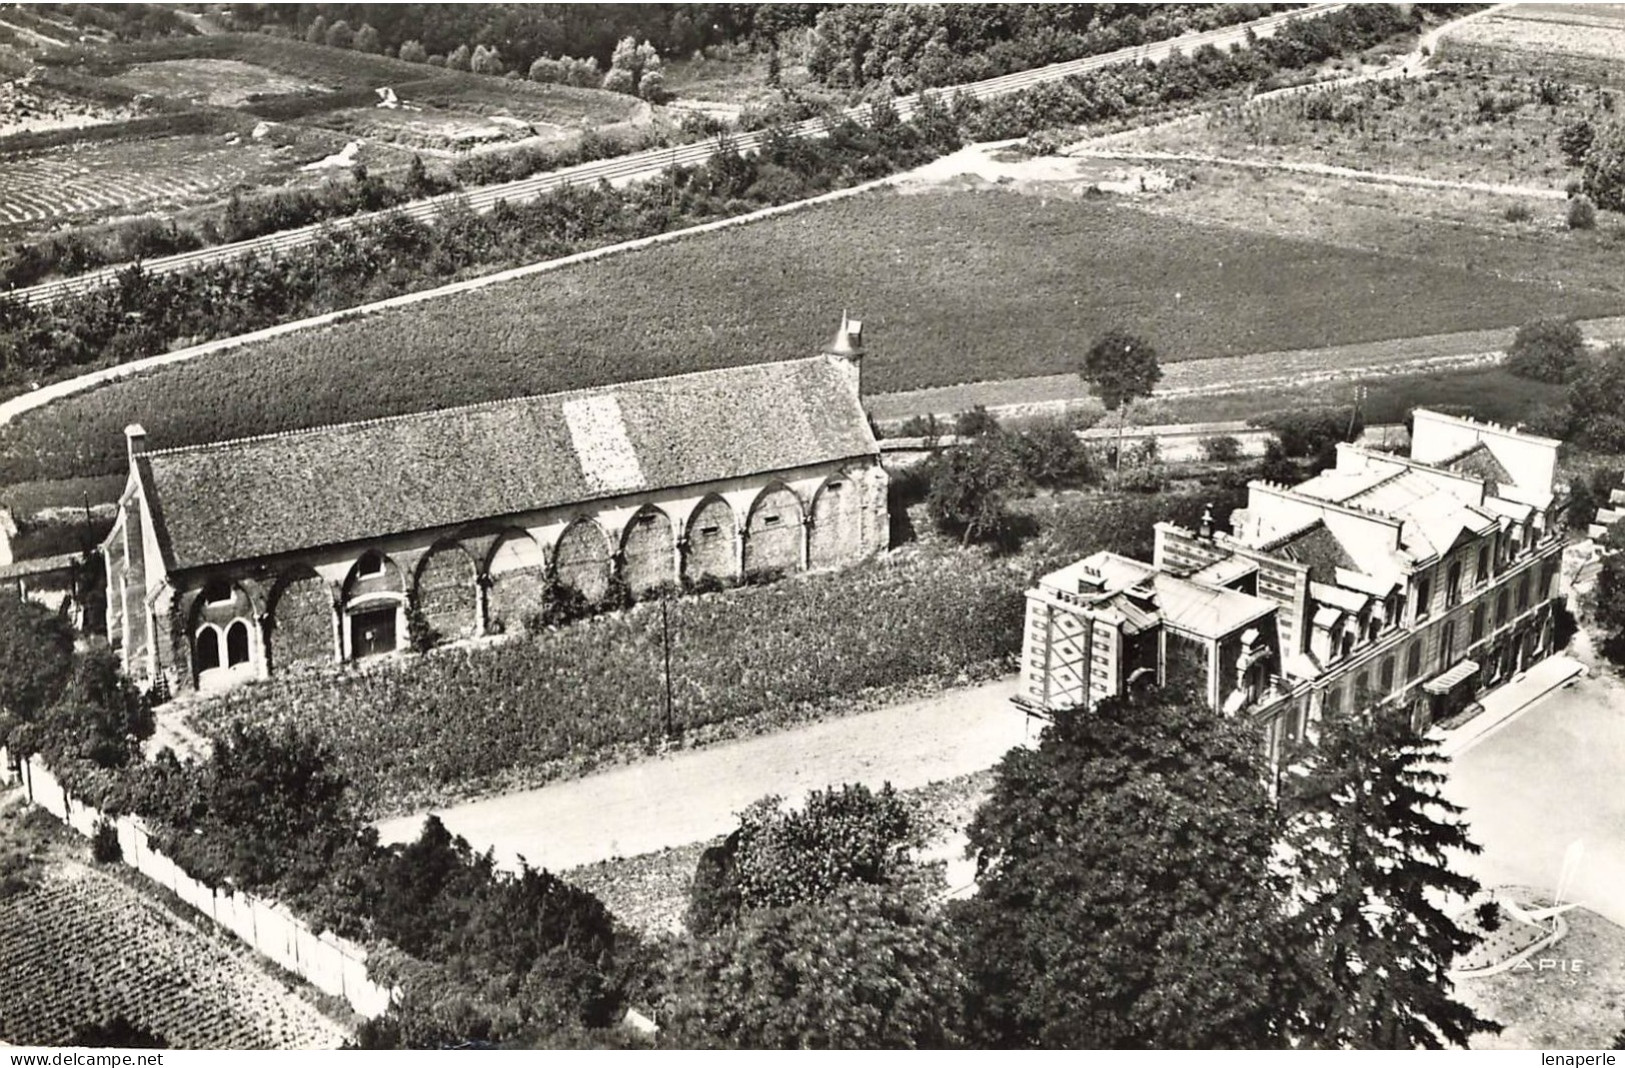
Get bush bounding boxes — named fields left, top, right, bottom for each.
left=1507, top=317, right=1586, bottom=383
left=1250, top=406, right=1362, bottom=458
left=1560, top=118, right=1596, bottom=167
left=90, top=819, right=122, bottom=864
left=1008, top=419, right=1093, bottom=488
left=1569, top=194, right=1598, bottom=231
left=1200, top=434, right=1243, bottom=463
left=1581, top=123, right=1625, bottom=212
left=953, top=405, right=1001, bottom=438
left=733, top=783, right=915, bottom=911
left=1502, top=203, right=1533, bottom=223
left=686, top=837, right=742, bottom=936
left=896, top=413, right=944, bottom=441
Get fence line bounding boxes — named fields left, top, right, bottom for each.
left=8, top=749, right=392, bottom=1020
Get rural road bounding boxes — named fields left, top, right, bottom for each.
left=4, top=3, right=1345, bottom=308
left=374, top=675, right=1036, bottom=873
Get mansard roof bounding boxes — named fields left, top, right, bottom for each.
left=135, top=356, right=876, bottom=571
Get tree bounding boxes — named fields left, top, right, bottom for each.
left=1081, top=330, right=1162, bottom=470
left=924, top=434, right=1020, bottom=547
left=604, top=36, right=661, bottom=96
left=1559, top=118, right=1595, bottom=167
left=446, top=43, right=472, bottom=71
left=1581, top=122, right=1625, bottom=213
left=1505, top=317, right=1586, bottom=383
left=0, top=596, right=76, bottom=745
left=470, top=44, right=506, bottom=76
left=33, top=647, right=152, bottom=769
left=1278, top=702, right=1499, bottom=1048
left=663, top=884, right=966, bottom=1049
left=1567, top=343, right=1625, bottom=450
left=354, top=23, right=382, bottom=54
left=324, top=19, right=354, bottom=50
left=398, top=38, right=428, bottom=64
left=1594, top=523, right=1625, bottom=638
left=687, top=782, right=916, bottom=934
left=952, top=679, right=1294, bottom=1049
left=303, top=14, right=327, bottom=45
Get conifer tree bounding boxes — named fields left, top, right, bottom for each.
left=1278, top=702, right=1500, bottom=1049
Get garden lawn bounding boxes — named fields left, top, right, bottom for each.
left=186, top=544, right=1028, bottom=818
left=7, top=187, right=1617, bottom=484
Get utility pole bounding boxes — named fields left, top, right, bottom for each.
left=661, top=591, right=675, bottom=738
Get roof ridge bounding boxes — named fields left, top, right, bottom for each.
left=144, top=354, right=833, bottom=458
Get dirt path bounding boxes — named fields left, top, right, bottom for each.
left=375, top=676, right=1035, bottom=873
left=1074, top=149, right=1565, bottom=200
left=867, top=316, right=1625, bottom=425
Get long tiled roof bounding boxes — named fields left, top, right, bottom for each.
left=138, top=356, right=876, bottom=571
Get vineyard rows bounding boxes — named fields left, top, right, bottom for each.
left=0, top=136, right=294, bottom=231
left=0, top=863, right=348, bottom=1048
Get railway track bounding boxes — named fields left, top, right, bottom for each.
left=4, top=4, right=1344, bottom=309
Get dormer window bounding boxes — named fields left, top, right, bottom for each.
left=357, top=552, right=386, bottom=579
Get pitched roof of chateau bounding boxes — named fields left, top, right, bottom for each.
left=135, top=356, right=876, bottom=571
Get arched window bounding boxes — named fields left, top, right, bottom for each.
left=195, top=627, right=221, bottom=673
left=226, top=619, right=251, bottom=667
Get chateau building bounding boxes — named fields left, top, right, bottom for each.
left=103, top=319, right=888, bottom=694
left=1016, top=410, right=1568, bottom=762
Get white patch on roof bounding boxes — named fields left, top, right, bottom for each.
left=562, top=395, right=646, bottom=496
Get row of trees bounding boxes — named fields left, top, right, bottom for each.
left=803, top=3, right=1278, bottom=92
left=226, top=4, right=765, bottom=76
left=0, top=105, right=962, bottom=413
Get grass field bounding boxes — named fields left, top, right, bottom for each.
left=1095, top=60, right=1618, bottom=190
left=6, top=185, right=1617, bottom=484
left=1442, top=5, right=1625, bottom=87
left=114, top=58, right=330, bottom=107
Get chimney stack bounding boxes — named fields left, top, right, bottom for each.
left=125, top=424, right=147, bottom=465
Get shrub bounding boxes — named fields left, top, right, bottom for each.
left=1506, top=317, right=1586, bottom=383
left=1559, top=118, right=1595, bottom=167
left=896, top=413, right=944, bottom=441
left=1200, top=434, right=1243, bottom=462
left=90, top=819, right=121, bottom=864
left=1250, top=406, right=1362, bottom=458
left=1009, top=419, right=1092, bottom=488
left=1569, top=194, right=1597, bottom=231
left=953, top=405, right=1001, bottom=438
left=686, top=837, right=742, bottom=936
left=1581, top=123, right=1625, bottom=212
left=1502, top=203, right=1533, bottom=223
left=732, top=783, right=915, bottom=911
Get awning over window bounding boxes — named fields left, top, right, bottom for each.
left=1424, top=659, right=1480, bottom=695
